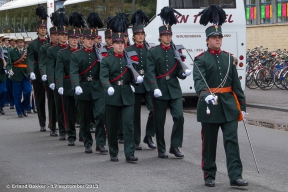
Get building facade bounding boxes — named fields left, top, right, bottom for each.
left=246, top=0, right=288, bottom=50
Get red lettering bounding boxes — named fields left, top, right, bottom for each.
left=176, top=15, right=181, bottom=23
left=180, top=15, right=189, bottom=23
left=194, top=15, right=199, bottom=23
left=228, top=15, right=233, bottom=23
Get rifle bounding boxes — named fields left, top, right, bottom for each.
left=124, top=50, right=141, bottom=81
left=93, top=44, right=107, bottom=62
left=171, top=42, right=189, bottom=71
left=143, top=41, right=155, bottom=50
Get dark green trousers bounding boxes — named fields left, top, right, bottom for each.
left=117, top=114, right=123, bottom=139
left=106, top=104, right=134, bottom=158
left=53, top=90, right=66, bottom=135
left=63, top=95, right=77, bottom=141
left=78, top=98, right=106, bottom=147
left=153, top=98, right=184, bottom=153
left=201, top=120, right=243, bottom=182
left=32, top=81, right=46, bottom=127
left=47, top=86, right=57, bottom=131
left=134, top=92, right=154, bottom=145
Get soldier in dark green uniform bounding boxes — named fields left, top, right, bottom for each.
left=125, top=10, right=156, bottom=150
left=193, top=5, right=248, bottom=187
left=0, top=45, right=7, bottom=115
left=6, top=36, right=32, bottom=118
left=27, top=7, right=48, bottom=131
left=104, top=29, right=114, bottom=56
left=39, top=26, right=58, bottom=137
left=146, top=7, right=191, bottom=159
left=56, top=28, right=80, bottom=146
left=100, top=13, right=143, bottom=162
left=47, top=20, right=68, bottom=140
left=70, top=28, right=107, bottom=154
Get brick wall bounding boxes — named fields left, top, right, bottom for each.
left=246, top=23, right=288, bottom=51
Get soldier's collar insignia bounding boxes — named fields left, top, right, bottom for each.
left=209, top=48, right=221, bottom=55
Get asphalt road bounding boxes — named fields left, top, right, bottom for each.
left=0, top=104, right=287, bottom=191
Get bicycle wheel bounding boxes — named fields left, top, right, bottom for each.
left=273, top=69, right=286, bottom=90
left=255, top=68, right=274, bottom=90
left=246, top=70, right=258, bottom=89
left=282, top=71, right=288, bottom=89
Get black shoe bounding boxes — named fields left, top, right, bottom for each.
left=158, top=152, right=168, bottom=159
left=75, top=123, right=80, bottom=128
left=0, top=107, right=5, bottom=115
left=33, top=108, right=37, bottom=113
left=18, top=115, right=23, bottom=118
left=26, top=110, right=32, bottom=114
left=90, top=127, right=95, bottom=133
left=205, top=179, right=215, bottom=187
left=79, top=137, right=84, bottom=142
left=40, top=126, right=46, bottom=132
left=59, top=134, right=66, bottom=140
left=169, top=147, right=184, bottom=158
left=230, top=179, right=248, bottom=187
left=96, top=145, right=108, bottom=154
left=68, top=140, right=75, bottom=146
left=126, top=156, right=138, bottom=163
left=143, top=136, right=156, bottom=149
left=50, top=130, right=58, bottom=137
left=85, top=146, right=92, bottom=153
left=5, top=103, right=9, bottom=107
left=135, top=144, right=142, bottom=150
left=10, top=106, right=14, bottom=109
left=118, top=138, right=124, bottom=144
left=110, top=156, right=119, bottom=162
left=23, top=111, right=28, bottom=117
left=55, top=127, right=58, bottom=130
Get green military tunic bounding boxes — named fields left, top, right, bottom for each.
left=55, top=46, right=78, bottom=141
left=100, top=52, right=135, bottom=158
left=146, top=44, right=186, bottom=153
left=47, top=44, right=67, bottom=136
left=6, top=48, right=29, bottom=81
left=27, top=37, right=48, bottom=128
left=39, top=42, right=57, bottom=131
left=193, top=48, right=246, bottom=183
left=125, top=44, right=154, bottom=145
left=70, top=47, right=106, bottom=148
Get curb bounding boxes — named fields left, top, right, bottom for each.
left=246, top=103, right=288, bottom=112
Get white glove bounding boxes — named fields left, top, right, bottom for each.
left=75, top=86, right=83, bottom=95
left=182, top=69, right=192, bottom=77
left=136, top=75, right=143, bottom=84
left=58, top=87, right=64, bottom=95
left=41, top=75, right=47, bottom=81
left=49, top=83, right=55, bottom=90
left=107, top=87, right=114, bottom=96
left=205, top=95, right=216, bottom=105
left=154, top=89, right=162, bottom=98
left=130, top=85, right=135, bottom=92
left=242, top=111, right=246, bottom=120
left=30, top=72, right=36, bottom=80
left=8, top=70, right=14, bottom=76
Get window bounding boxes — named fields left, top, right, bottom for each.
left=277, top=0, right=288, bottom=22
left=64, top=0, right=157, bottom=27
left=246, top=0, right=256, bottom=25
left=170, top=0, right=236, bottom=9
left=260, top=0, right=272, bottom=24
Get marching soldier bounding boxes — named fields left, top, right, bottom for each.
left=70, top=27, right=108, bottom=154
left=55, top=27, right=80, bottom=146
left=125, top=10, right=156, bottom=150
left=46, top=11, right=69, bottom=140
left=100, top=13, right=143, bottom=162
left=6, top=36, right=32, bottom=118
left=27, top=5, right=48, bottom=131
left=104, top=29, right=113, bottom=55
left=193, top=5, right=248, bottom=187
left=146, top=7, right=191, bottom=159
left=0, top=45, right=7, bottom=115
left=39, top=26, right=58, bottom=136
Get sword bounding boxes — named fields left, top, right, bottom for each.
left=242, top=120, right=260, bottom=173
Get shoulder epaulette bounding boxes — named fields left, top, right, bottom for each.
left=59, top=47, right=68, bottom=52
left=74, top=49, right=81, bottom=53
left=195, top=51, right=205, bottom=58
left=223, top=50, right=234, bottom=55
